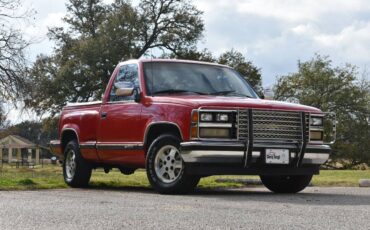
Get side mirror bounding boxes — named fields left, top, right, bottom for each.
left=115, top=82, right=134, bottom=97
left=134, top=89, right=141, bottom=103
left=262, top=87, right=274, bottom=100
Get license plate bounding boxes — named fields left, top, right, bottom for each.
left=265, top=149, right=289, bottom=164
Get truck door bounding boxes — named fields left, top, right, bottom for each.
left=97, top=63, right=145, bottom=165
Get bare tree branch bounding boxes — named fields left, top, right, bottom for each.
left=0, top=0, right=32, bottom=100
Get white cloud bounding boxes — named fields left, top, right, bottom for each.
left=314, top=21, right=370, bottom=46
left=313, top=21, right=370, bottom=63
left=230, top=0, right=370, bottom=22
left=291, top=24, right=317, bottom=35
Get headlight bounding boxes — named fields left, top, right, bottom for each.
left=216, top=113, right=229, bottom=122
left=193, top=110, right=236, bottom=139
left=200, top=112, right=231, bottom=122
left=310, top=116, right=323, bottom=126
left=200, top=113, right=213, bottom=122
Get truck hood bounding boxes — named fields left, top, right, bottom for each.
left=149, top=95, right=322, bottom=113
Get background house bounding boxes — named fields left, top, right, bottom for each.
left=0, top=135, right=45, bottom=164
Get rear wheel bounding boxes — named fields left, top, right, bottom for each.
left=63, top=140, right=92, bottom=188
left=146, top=134, right=200, bottom=194
left=260, top=175, right=313, bottom=193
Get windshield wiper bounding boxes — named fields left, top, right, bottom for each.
left=210, top=90, right=236, bottom=95
left=153, top=89, right=207, bottom=95
left=210, top=90, right=253, bottom=98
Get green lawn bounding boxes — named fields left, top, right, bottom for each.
left=0, top=164, right=369, bottom=190
left=312, top=170, right=370, bottom=187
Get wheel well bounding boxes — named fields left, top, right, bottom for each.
left=144, top=124, right=182, bottom=152
left=61, top=130, right=78, bottom=153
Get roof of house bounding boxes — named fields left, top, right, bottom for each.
left=0, top=135, right=38, bottom=148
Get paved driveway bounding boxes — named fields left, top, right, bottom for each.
left=0, top=187, right=369, bottom=230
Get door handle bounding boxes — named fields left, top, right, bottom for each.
left=101, top=112, right=107, bottom=119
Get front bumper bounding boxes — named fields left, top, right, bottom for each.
left=180, top=141, right=331, bottom=175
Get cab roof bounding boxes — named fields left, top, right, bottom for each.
left=118, top=58, right=230, bottom=68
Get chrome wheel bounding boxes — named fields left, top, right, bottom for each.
left=154, top=145, right=183, bottom=183
left=65, top=149, right=76, bottom=180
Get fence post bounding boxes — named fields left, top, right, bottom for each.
left=0, top=148, right=2, bottom=173
left=36, top=148, right=40, bottom=165
left=8, top=148, right=12, bottom=163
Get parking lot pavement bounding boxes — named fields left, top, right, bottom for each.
left=0, top=187, right=369, bottom=230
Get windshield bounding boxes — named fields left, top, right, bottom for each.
left=143, top=62, right=258, bottom=98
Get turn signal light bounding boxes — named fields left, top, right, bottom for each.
left=191, top=126, right=198, bottom=138
left=191, top=111, right=198, bottom=123
left=190, top=110, right=199, bottom=139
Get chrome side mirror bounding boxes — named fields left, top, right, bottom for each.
left=262, top=87, right=274, bottom=100
left=115, top=82, right=134, bottom=97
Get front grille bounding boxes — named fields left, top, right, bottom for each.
left=238, top=109, right=307, bottom=142
left=238, top=110, right=249, bottom=140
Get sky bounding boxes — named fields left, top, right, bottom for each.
left=21, top=0, right=370, bottom=84
left=7, top=0, right=370, bottom=123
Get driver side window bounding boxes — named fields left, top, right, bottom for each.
left=109, top=64, right=139, bottom=102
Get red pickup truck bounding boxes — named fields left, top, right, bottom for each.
left=50, top=59, right=333, bottom=194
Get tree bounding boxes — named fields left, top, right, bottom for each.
left=218, top=49, right=262, bottom=95
left=136, top=0, right=204, bottom=57
left=0, top=103, right=6, bottom=128
left=64, top=0, right=107, bottom=37
left=274, top=54, right=370, bottom=167
left=0, top=0, right=32, bottom=100
left=163, top=48, right=216, bottom=62
left=25, top=0, right=204, bottom=116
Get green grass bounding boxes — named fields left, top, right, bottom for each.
left=0, top=164, right=369, bottom=190
left=312, top=170, right=370, bottom=187
left=0, top=165, right=67, bottom=190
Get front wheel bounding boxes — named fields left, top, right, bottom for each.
left=146, top=134, right=200, bottom=194
left=260, top=175, right=313, bottom=193
left=63, top=140, right=92, bottom=188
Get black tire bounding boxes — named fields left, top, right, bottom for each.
left=260, top=175, right=313, bottom=193
left=146, top=134, right=200, bottom=194
left=63, top=140, right=92, bottom=188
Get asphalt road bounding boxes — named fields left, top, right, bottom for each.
left=0, top=187, right=369, bottom=230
